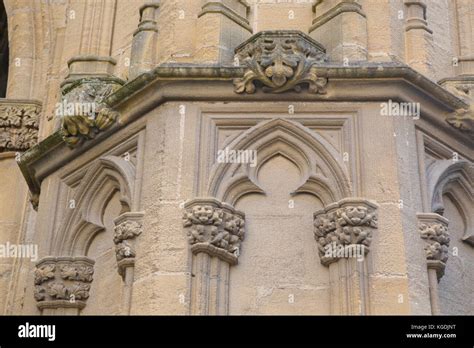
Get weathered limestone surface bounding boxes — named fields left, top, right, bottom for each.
left=0, top=0, right=472, bottom=316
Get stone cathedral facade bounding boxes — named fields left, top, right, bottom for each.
left=0, top=0, right=472, bottom=316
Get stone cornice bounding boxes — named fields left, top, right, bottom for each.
left=17, top=63, right=471, bottom=209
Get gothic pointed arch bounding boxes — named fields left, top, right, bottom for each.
left=54, top=155, right=136, bottom=255
left=207, top=118, right=352, bottom=205
left=426, top=159, right=474, bottom=245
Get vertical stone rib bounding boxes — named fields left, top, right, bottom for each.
left=404, top=0, right=434, bottom=77
left=130, top=3, right=160, bottom=80
left=309, top=0, right=368, bottom=62
left=454, top=0, right=474, bottom=75
left=7, top=0, right=34, bottom=99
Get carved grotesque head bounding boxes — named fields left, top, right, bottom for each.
left=343, top=206, right=368, bottom=224
left=192, top=205, right=215, bottom=224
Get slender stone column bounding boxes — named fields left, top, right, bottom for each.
left=58, top=0, right=124, bottom=146
left=129, top=2, right=160, bottom=80
left=453, top=0, right=474, bottom=76
left=417, top=213, right=449, bottom=315
left=6, top=0, right=34, bottom=99
left=183, top=198, right=245, bottom=315
left=314, top=198, right=378, bottom=315
left=113, top=212, right=144, bottom=315
left=441, top=1, right=474, bottom=135
left=404, top=1, right=434, bottom=77
left=34, top=257, right=95, bottom=315
left=64, top=0, right=119, bottom=84
left=309, top=0, right=368, bottom=62
left=195, top=0, right=252, bottom=64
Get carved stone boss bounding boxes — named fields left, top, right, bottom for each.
left=234, top=30, right=328, bottom=94
left=183, top=198, right=245, bottom=315
left=313, top=198, right=378, bottom=315
left=34, top=256, right=95, bottom=313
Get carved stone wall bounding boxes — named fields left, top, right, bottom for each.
left=0, top=100, right=40, bottom=152
left=0, top=0, right=473, bottom=317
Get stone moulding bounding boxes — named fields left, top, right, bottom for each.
left=417, top=213, right=450, bottom=279
left=17, top=63, right=469, bottom=212
left=183, top=198, right=245, bottom=265
left=34, top=256, right=95, bottom=311
left=404, top=1, right=432, bottom=34
left=0, top=99, right=41, bottom=152
left=234, top=30, right=328, bottom=94
left=137, top=2, right=161, bottom=34
left=313, top=198, right=378, bottom=266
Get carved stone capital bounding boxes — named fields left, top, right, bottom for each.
left=234, top=30, right=328, bottom=94
left=417, top=213, right=450, bottom=279
left=183, top=198, right=245, bottom=265
left=313, top=198, right=378, bottom=266
left=0, top=99, right=41, bottom=152
left=34, top=257, right=95, bottom=310
left=113, top=212, right=144, bottom=276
